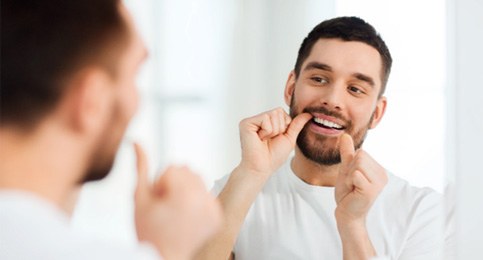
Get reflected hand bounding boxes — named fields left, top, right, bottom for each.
left=237, top=107, right=312, bottom=177
left=334, top=134, right=388, bottom=223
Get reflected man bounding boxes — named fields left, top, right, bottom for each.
left=198, top=17, right=443, bottom=260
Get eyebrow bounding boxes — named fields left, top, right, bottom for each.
left=303, top=61, right=375, bottom=88
left=303, top=62, right=332, bottom=72
left=353, top=73, right=375, bottom=87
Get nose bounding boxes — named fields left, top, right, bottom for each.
left=320, top=83, right=344, bottom=110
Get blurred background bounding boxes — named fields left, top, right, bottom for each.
left=72, top=0, right=481, bottom=257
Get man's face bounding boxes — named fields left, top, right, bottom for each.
left=286, top=38, right=387, bottom=165
left=82, top=5, right=147, bottom=183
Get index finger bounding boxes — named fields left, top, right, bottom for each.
left=134, top=143, right=150, bottom=200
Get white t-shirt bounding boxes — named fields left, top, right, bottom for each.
left=213, top=159, right=444, bottom=260
left=0, top=190, right=161, bottom=260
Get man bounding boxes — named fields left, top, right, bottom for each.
left=0, top=1, right=221, bottom=259
left=197, top=17, right=443, bottom=259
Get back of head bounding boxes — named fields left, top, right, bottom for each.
left=1, top=0, right=127, bottom=131
left=294, top=16, right=392, bottom=95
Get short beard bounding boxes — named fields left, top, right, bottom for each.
left=80, top=135, right=119, bottom=184
left=79, top=101, right=123, bottom=184
left=81, top=154, right=117, bottom=183
left=290, top=97, right=373, bottom=166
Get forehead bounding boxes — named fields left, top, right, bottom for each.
left=302, top=38, right=383, bottom=87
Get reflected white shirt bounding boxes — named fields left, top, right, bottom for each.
left=213, top=158, right=445, bottom=260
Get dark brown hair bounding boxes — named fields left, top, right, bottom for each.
left=294, top=16, right=392, bottom=96
left=1, top=0, right=128, bottom=130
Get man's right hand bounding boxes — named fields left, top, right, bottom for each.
left=133, top=143, right=222, bottom=260
left=195, top=108, right=311, bottom=260
left=237, top=107, right=312, bottom=177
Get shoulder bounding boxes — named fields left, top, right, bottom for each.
left=0, top=191, right=161, bottom=260
left=373, top=171, right=444, bottom=230
left=368, top=173, right=445, bottom=258
left=382, top=172, right=443, bottom=206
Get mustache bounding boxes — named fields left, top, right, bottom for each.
left=302, top=106, right=349, bottom=124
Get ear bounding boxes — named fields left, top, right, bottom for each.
left=65, top=68, right=112, bottom=134
left=284, top=71, right=297, bottom=106
left=369, top=96, right=387, bottom=129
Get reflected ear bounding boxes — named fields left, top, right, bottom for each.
left=369, top=96, right=387, bottom=129
left=67, top=68, right=111, bottom=133
left=284, top=71, right=296, bottom=106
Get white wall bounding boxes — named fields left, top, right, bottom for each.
left=337, top=0, right=447, bottom=193
left=448, top=0, right=483, bottom=258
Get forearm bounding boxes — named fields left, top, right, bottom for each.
left=195, top=166, right=269, bottom=260
left=336, top=217, right=376, bottom=260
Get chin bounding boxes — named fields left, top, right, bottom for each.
left=80, top=162, right=114, bottom=184
left=80, top=144, right=119, bottom=184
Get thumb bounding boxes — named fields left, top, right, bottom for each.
left=339, top=134, right=355, bottom=167
left=284, top=113, right=312, bottom=144
left=134, top=143, right=150, bottom=202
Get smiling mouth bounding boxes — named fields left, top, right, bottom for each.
left=312, top=117, right=344, bottom=130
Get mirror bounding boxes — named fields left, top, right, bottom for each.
left=73, top=0, right=452, bottom=257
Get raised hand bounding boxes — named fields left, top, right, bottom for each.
left=133, top=143, right=222, bottom=260
left=237, top=107, right=312, bottom=177
left=194, top=109, right=311, bottom=260
left=334, top=134, right=388, bottom=223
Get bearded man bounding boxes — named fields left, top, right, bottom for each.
left=197, top=16, right=444, bottom=260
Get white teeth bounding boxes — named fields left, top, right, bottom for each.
left=313, top=117, right=343, bottom=129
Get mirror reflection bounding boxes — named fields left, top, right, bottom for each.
left=73, top=0, right=450, bottom=259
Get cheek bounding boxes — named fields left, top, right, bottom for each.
left=110, top=88, right=138, bottom=130
left=128, top=86, right=139, bottom=116
left=292, top=87, right=312, bottom=106
left=120, top=80, right=139, bottom=119
left=351, top=104, right=377, bottom=127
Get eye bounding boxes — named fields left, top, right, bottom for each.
left=348, top=85, right=365, bottom=95
left=310, top=76, right=328, bottom=85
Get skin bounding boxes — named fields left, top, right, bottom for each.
left=196, top=38, right=388, bottom=260
left=0, top=3, right=221, bottom=260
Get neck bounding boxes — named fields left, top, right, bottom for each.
left=0, top=122, right=87, bottom=216
left=291, top=147, right=341, bottom=187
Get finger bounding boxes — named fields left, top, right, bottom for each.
left=278, top=109, right=286, bottom=133
left=352, top=170, right=371, bottom=191
left=350, top=151, right=374, bottom=184
left=154, top=165, right=204, bottom=197
left=134, top=143, right=150, bottom=201
left=352, top=150, right=387, bottom=185
left=284, top=113, right=312, bottom=144
left=266, top=111, right=281, bottom=138
left=257, top=114, right=273, bottom=140
left=259, top=109, right=285, bottom=140
left=284, top=113, right=292, bottom=127
left=339, top=134, right=355, bottom=166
